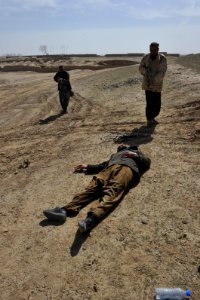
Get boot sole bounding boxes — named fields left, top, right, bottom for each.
left=78, top=220, right=87, bottom=233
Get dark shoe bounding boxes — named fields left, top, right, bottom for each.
left=78, top=215, right=97, bottom=233
left=43, top=207, right=67, bottom=222
left=147, top=119, right=158, bottom=126
left=60, top=110, right=67, bottom=114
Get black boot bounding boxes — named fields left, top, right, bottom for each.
left=78, top=214, right=98, bottom=233
left=43, top=207, right=67, bottom=222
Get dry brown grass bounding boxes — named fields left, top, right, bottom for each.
left=177, top=54, right=200, bottom=73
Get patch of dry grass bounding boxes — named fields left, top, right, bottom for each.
left=177, top=54, right=200, bottom=73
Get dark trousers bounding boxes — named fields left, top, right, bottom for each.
left=59, top=89, right=70, bottom=113
left=145, top=90, right=161, bottom=121
left=64, top=165, right=135, bottom=220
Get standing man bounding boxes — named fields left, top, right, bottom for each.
left=139, top=42, right=167, bottom=126
left=43, top=144, right=151, bottom=233
left=54, top=65, right=73, bottom=114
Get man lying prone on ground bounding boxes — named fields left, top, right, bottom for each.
left=43, top=144, right=151, bottom=233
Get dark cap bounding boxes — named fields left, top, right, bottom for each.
left=150, top=42, right=159, bottom=48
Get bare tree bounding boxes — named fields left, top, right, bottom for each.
left=39, top=45, right=48, bottom=55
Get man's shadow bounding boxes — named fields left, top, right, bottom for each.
left=114, top=123, right=158, bottom=146
left=70, top=229, right=91, bottom=257
left=39, top=219, right=66, bottom=227
left=39, top=112, right=65, bottom=125
left=39, top=215, right=91, bottom=256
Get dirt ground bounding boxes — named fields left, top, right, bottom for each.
left=0, top=55, right=199, bottom=300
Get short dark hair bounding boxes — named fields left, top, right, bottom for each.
left=128, top=145, right=138, bottom=151
left=150, top=42, right=159, bottom=48
left=117, top=144, right=138, bottom=152
left=117, top=144, right=127, bottom=152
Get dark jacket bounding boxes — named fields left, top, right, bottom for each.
left=54, top=71, right=72, bottom=91
left=86, top=147, right=151, bottom=182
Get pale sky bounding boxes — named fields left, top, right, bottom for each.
left=0, top=0, right=200, bottom=55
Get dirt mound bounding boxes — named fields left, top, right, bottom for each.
left=0, top=55, right=138, bottom=73
left=98, top=59, right=137, bottom=67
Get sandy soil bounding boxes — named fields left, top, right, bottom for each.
left=0, top=56, right=199, bottom=300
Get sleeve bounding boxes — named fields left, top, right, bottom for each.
left=86, top=161, right=108, bottom=174
left=153, top=56, right=167, bottom=82
left=54, top=72, right=59, bottom=82
left=65, top=72, right=72, bottom=90
left=139, top=56, right=147, bottom=76
left=68, top=80, right=72, bottom=90
left=160, top=55, right=167, bottom=76
left=65, top=71, right=70, bottom=81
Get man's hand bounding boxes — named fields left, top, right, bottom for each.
left=121, top=151, right=139, bottom=158
left=73, top=164, right=88, bottom=173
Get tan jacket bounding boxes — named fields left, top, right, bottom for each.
left=139, top=53, right=167, bottom=92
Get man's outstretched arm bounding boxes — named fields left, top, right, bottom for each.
left=73, top=161, right=108, bottom=174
